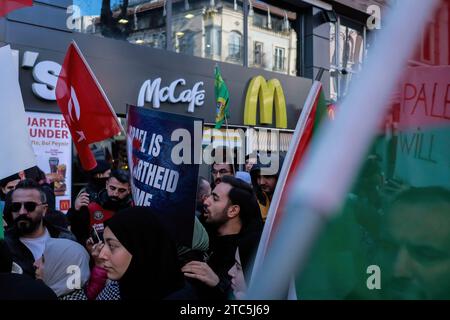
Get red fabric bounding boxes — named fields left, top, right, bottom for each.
left=268, top=88, right=321, bottom=245
left=86, top=266, right=108, bottom=300
left=55, top=42, right=122, bottom=170
left=0, top=0, right=32, bottom=17
left=88, top=202, right=115, bottom=232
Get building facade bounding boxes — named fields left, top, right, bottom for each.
left=0, top=0, right=383, bottom=206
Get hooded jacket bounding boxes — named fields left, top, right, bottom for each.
left=249, top=154, right=285, bottom=221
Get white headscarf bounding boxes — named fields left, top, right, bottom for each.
left=42, top=238, right=90, bottom=297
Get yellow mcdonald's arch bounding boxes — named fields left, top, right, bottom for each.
left=244, top=75, right=287, bottom=129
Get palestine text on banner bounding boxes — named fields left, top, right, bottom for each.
left=127, top=106, right=202, bottom=246
left=394, top=66, right=450, bottom=188
left=55, top=41, right=123, bottom=171
left=0, top=0, right=33, bottom=17
left=0, top=45, right=36, bottom=180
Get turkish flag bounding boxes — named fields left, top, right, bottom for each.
left=56, top=42, right=123, bottom=171
left=0, top=0, right=33, bottom=17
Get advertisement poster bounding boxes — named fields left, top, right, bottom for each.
left=27, top=111, right=72, bottom=212
left=127, top=106, right=202, bottom=246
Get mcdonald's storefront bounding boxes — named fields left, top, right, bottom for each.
left=1, top=4, right=313, bottom=196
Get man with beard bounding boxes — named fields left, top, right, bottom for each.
left=377, top=187, right=450, bottom=300
left=211, top=162, right=234, bottom=189
left=250, top=153, right=284, bottom=222
left=3, top=179, right=75, bottom=277
left=67, top=169, right=132, bottom=245
left=181, top=176, right=262, bottom=300
left=210, top=147, right=235, bottom=189
left=79, top=160, right=111, bottom=202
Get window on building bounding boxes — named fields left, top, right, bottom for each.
left=175, top=30, right=195, bottom=55
left=330, top=17, right=366, bottom=101
left=254, top=41, right=263, bottom=65
left=205, top=25, right=222, bottom=58
left=274, top=47, right=285, bottom=71
left=72, top=0, right=300, bottom=72
left=73, top=0, right=167, bottom=48
left=228, top=31, right=242, bottom=63
left=247, top=1, right=297, bottom=75
left=171, top=0, right=243, bottom=64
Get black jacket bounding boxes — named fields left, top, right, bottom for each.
left=67, top=189, right=132, bottom=245
left=4, top=219, right=76, bottom=278
left=0, top=273, right=57, bottom=300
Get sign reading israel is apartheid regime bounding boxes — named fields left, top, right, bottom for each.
left=127, top=106, right=202, bottom=246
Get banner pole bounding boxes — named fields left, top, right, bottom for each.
left=224, top=115, right=236, bottom=174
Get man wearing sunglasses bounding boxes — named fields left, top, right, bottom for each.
left=68, top=169, right=132, bottom=246
left=3, top=179, right=75, bottom=277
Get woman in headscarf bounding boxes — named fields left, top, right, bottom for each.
left=98, top=207, right=184, bottom=300
left=34, top=238, right=90, bottom=300
left=0, top=240, right=57, bottom=300
left=227, top=232, right=261, bottom=300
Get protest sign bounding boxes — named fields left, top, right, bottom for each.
left=127, top=106, right=202, bottom=246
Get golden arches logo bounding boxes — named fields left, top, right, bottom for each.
left=243, top=76, right=287, bottom=129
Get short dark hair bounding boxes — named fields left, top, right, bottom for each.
left=221, top=175, right=263, bottom=231
left=212, top=147, right=236, bottom=174
left=109, top=169, right=130, bottom=185
left=197, top=176, right=210, bottom=196
left=24, top=166, right=46, bottom=183
left=0, top=173, right=20, bottom=188
left=12, top=179, right=47, bottom=203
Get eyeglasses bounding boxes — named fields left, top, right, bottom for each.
left=212, top=169, right=231, bottom=175
left=11, top=201, right=45, bottom=212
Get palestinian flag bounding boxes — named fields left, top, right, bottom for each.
left=251, top=80, right=330, bottom=297
left=295, top=0, right=450, bottom=299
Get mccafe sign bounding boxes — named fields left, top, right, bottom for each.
left=17, top=49, right=206, bottom=113
left=137, top=78, right=205, bottom=113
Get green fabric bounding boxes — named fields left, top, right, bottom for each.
left=0, top=201, right=4, bottom=240
left=296, top=133, right=450, bottom=300
left=214, top=65, right=230, bottom=129
left=313, top=88, right=329, bottom=132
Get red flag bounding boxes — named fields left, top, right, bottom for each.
left=251, top=81, right=330, bottom=296
left=56, top=42, right=123, bottom=171
left=0, top=0, right=33, bottom=17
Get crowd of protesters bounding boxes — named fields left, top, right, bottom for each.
left=0, top=150, right=277, bottom=301
left=2, top=149, right=449, bottom=300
